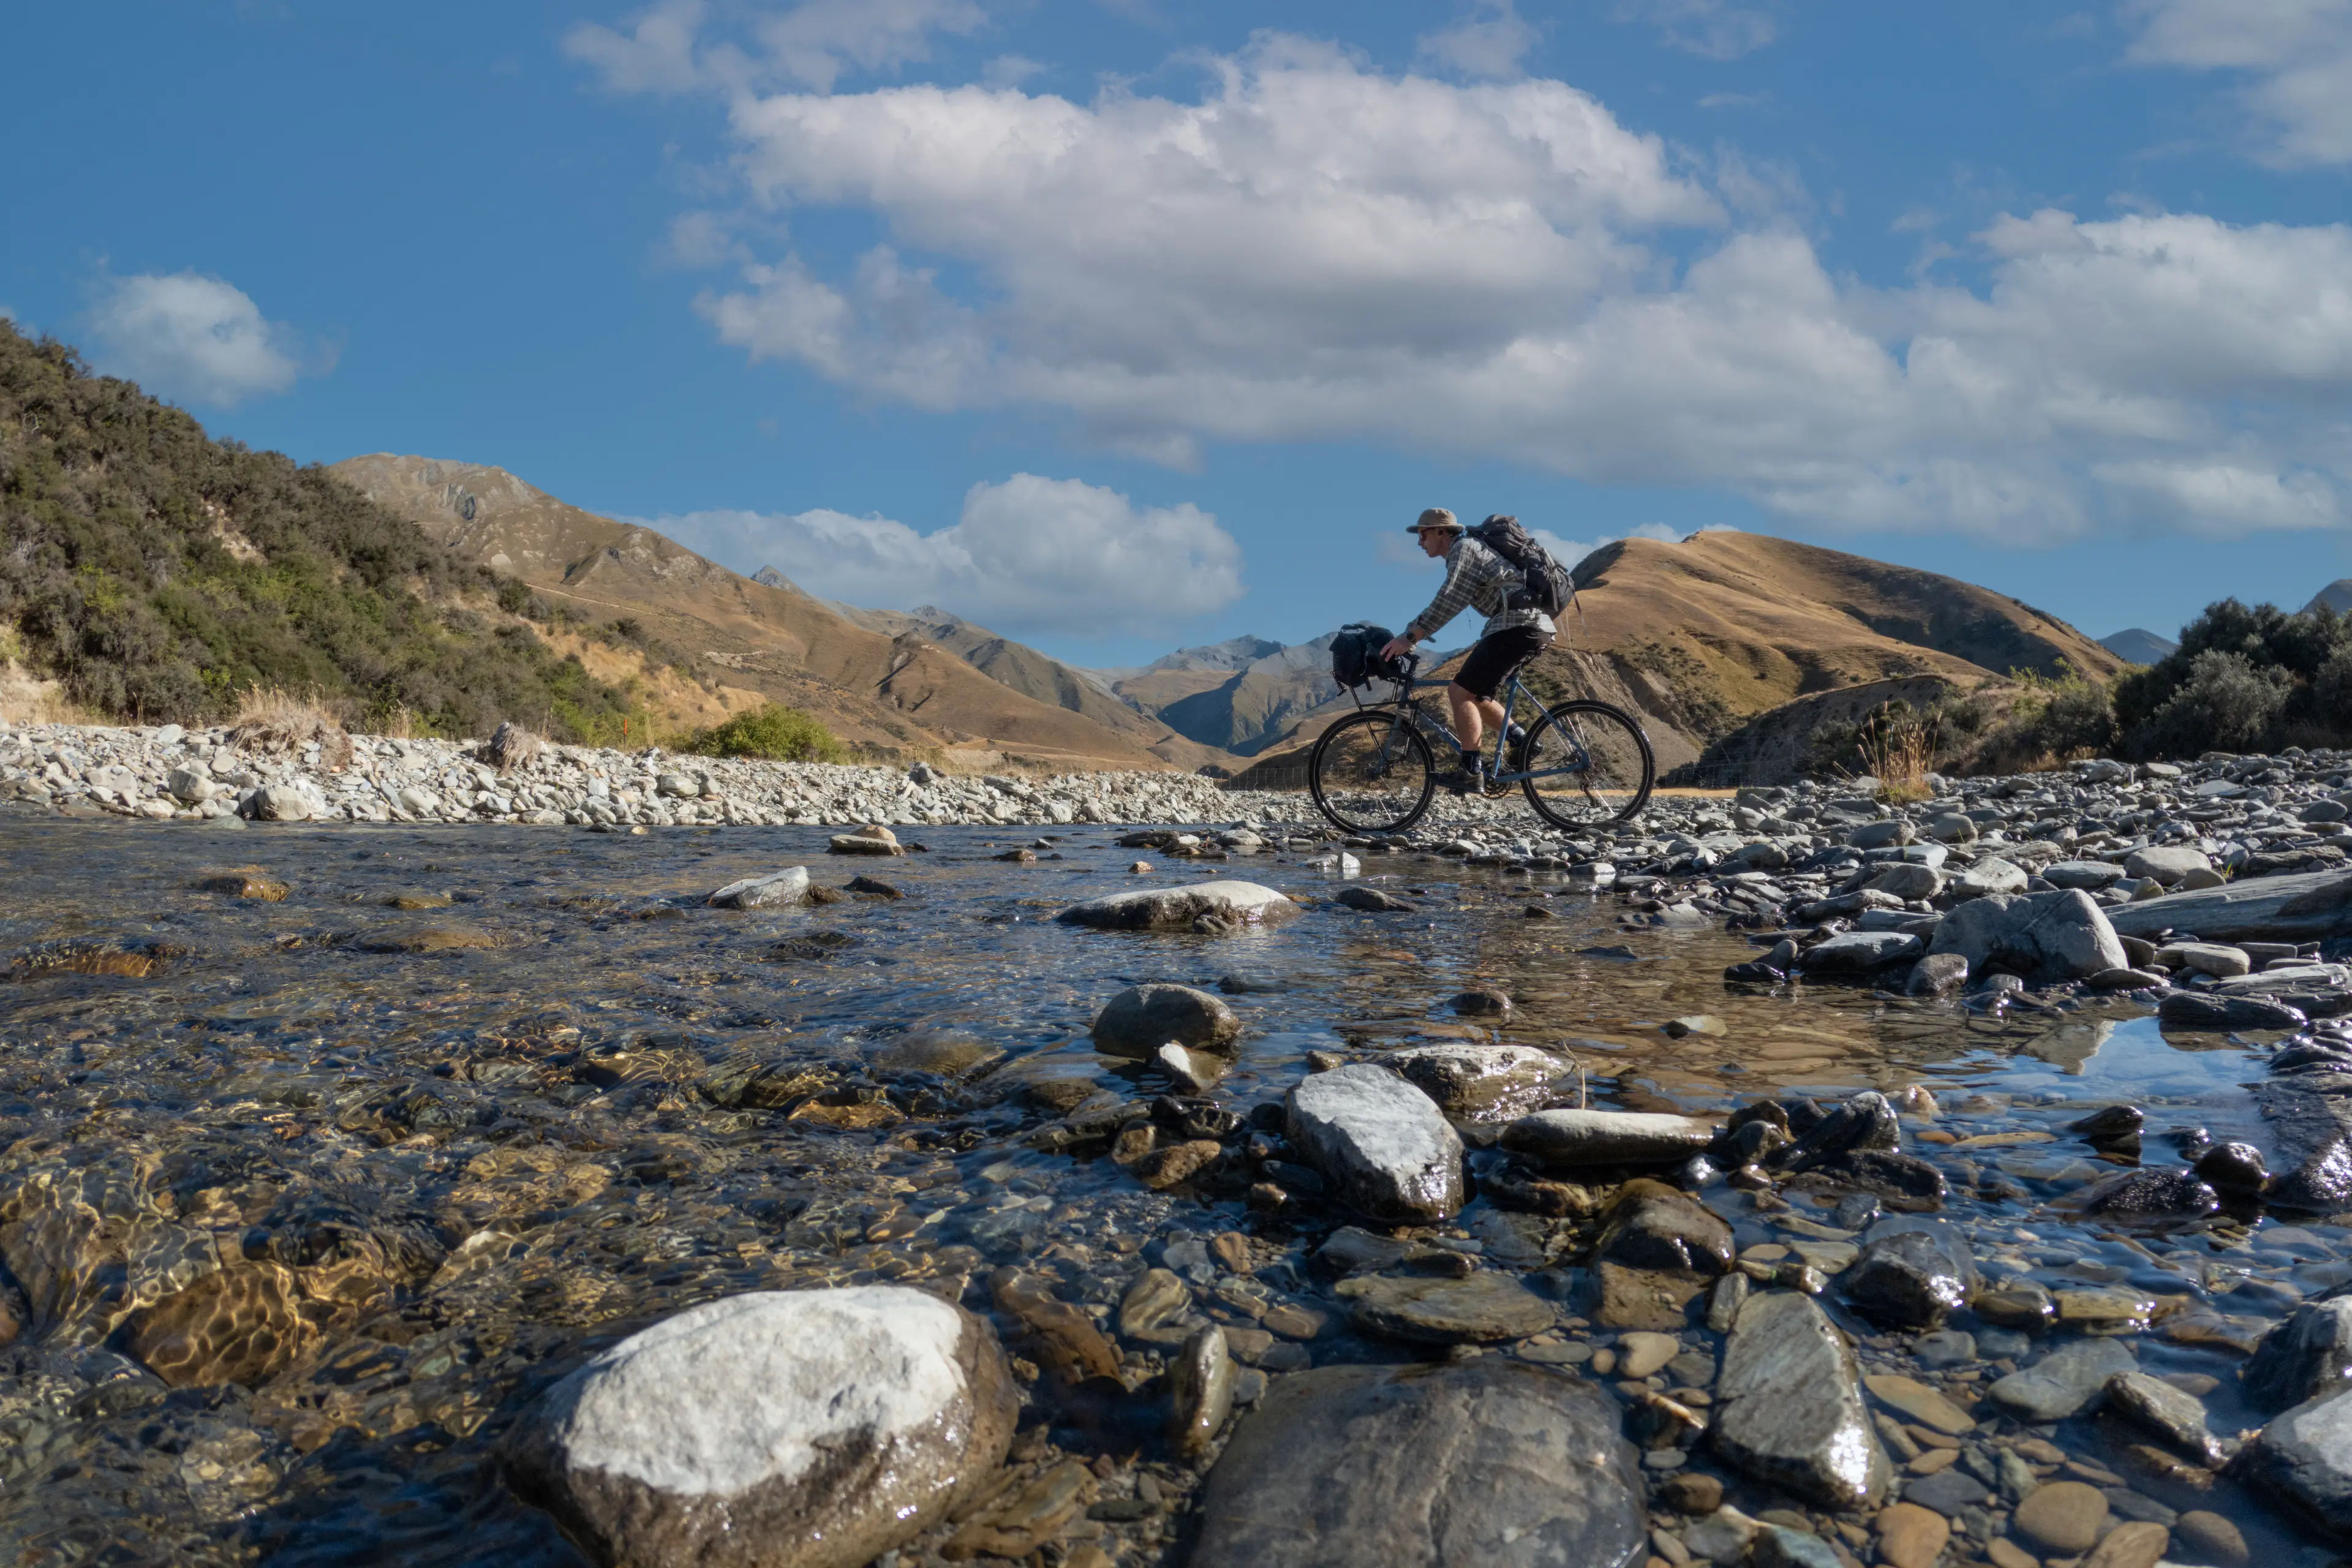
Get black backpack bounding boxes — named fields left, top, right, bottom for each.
left=1470, top=514, right=1573, bottom=619
left=1330, top=622, right=1402, bottom=688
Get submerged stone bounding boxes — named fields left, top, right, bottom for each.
left=1191, top=1359, right=1647, bottom=1568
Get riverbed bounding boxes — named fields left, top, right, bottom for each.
left=0, top=815, right=2337, bottom=1567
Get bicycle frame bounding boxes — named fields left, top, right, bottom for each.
left=1346, top=668, right=1588, bottom=786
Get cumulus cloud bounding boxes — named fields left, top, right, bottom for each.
left=566, top=0, right=984, bottom=95
left=85, top=273, right=312, bottom=408
left=591, top=34, right=2352, bottom=545
left=650, top=473, right=1243, bottom=636
left=1611, top=0, right=1781, bottom=61
left=2124, top=0, right=2352, bottom=165
left=1416, top=1, right=1540, bottom=79
left=1534, top=521, right=1684, bottom=570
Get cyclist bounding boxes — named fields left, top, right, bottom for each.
left=1381, top=508, right=1555, bottom=793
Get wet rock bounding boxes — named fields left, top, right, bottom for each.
left=1988, top=1336, right=2136, bottom=1422
left=1450, top=987, right=1513, bottom=1018
left=353, top=924, right=504, bottom=953
left=1594, top=1180, right=1734, bottom=1275
left=2103, top=1370, right=2226, bottom=1467
left=194, top=865, right=288, bottom=900
left=2013, top=1479, right=2108, bottom=1552
left=1503, top=1108, right=1715, bottom=1167
left=1286, top=1063, right=1464, bottom=1224
left=2081, top=1167, right=2220, bottom=1219
left=2194, top=1139, right=2268, bottom=1194
left=507, top=1287, right=1016, bottom=1568
left=1841, top=1227, right=1975, bottom=1330
left=2161, top=992, right=2309, bottom=1031
left=2070, top=1103, right=2144, bottom=1144
left=2245, top=1298, right=2352, bottom=1412
left=1659, top=1472, right=1723, bottom=1515
left=1388, top=1043, right=1561, bottom=1119
left=244, top=783, right=317, bottom=822
left=1057, top=880, right=1301, bottom=932
left=1134, top=1139, right=1223, bottom=1190
left=1340, top=1272, right=1556, bottom=1345
left=1903, top=1467, right=1989, bottom=1516
left=1615, top=1331, right=1678, bottom=1378
left=1190, top=1359, right=1647, bottom=1568
left=1169, top=1325, right=1237, bottom=1457
left=708, top=867, right=810, bottom=908
left=1090, top=983, right=1243, bottom=1058
left=1797, top=932, right=1922, bottom=973
left=843, top=875, right=902, bottom=898
left=1152, top=1042, right=1226, bottom=1095
left=828, top=827, right=905, bottom=855
left=1336, top=887, right=1414, bottom=912
left=1771, top=1091, right=1899, bottom=1174
left=2242, top=1389, right=2352, bottom=1544
left=1755, top=1526, right=1845, bottom=1568
left=1710, top=1290, right=1890, bottom=1510
left=1906, top=952, right=1969, bottom=997
left=1928, top=889, right=2128, bottom=981
left=944, top=1458, right=1095, bottom=1558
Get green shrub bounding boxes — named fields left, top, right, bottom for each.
left=685, top=704, right=845, bottom=763
left=0, top=318, right=637, bottom=739
left=2137, top=649, right=2290, bottom=756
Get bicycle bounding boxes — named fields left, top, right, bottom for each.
left=1306, top=652, right=1654, bottom=834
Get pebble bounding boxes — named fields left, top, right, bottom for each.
left=1874, top=1501, right=1950, bottom=1568
left=2012, top=1479, right=2108, bottom=1552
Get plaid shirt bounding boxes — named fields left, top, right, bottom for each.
left=1407, top=535, right=1556, bottom=644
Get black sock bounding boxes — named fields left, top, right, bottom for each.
left=1460, top=750, right=1479, bottom=771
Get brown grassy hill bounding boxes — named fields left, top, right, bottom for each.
left=818, top=601, right=1236, bottom=771
left=329, top=455, right=1216, bottom=771
left=1231, top=530, right=2120, bottom=784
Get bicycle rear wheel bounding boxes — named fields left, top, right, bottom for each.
left=1520, top=700, right=1654, bottom=828
left=1309, top=711, right=1436, bottom=834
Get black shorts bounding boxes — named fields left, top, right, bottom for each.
left=1453, top=627, right=1551, bottom=700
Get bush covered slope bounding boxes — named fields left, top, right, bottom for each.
left=0, top=322, right=633, bottom=737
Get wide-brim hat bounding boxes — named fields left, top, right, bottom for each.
left=1408, top=507, right=1461, bottom=533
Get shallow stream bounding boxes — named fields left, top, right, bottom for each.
left=0, top=817, right=2334, bottom=1566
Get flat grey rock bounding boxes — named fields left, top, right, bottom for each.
left=1191, top=1359, right=1647, bottom=1568
left=1502, top=1109, right=1714, bottom=1167
left=1287, top=1064, right=1463, bottom=1224
left=507, top=1287, right=1016, bottom=1568
left=1987, top=1335, right=2136, bottom=1422
left=2108, top=869, right=2352, bottom=944
left=1057, top=880, right=1301, bottom=932
left=708, top=867, right=810, bottom=908
left=1342, top=1272, right=1556, bottom=1344
left=1090, top=982, right=1243, bottom=1058
left=2247, top=1298, right=2352, bottom=1413
left=1710, top=1291, right=1890, bottom=1511
left=1929, top=888, right=2127, bottom=981
left=2244, top=1387, right=2352, bottom=1544
left=1799, top=932, right=1923, bottom=972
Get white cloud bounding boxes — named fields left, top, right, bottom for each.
left=566, top=0, right=985, bottom=96
left=2124, top=0, right=2352, bottom=165
left=649, top=473, right=1243, bottom=636
left=1416, top=1, right=1540, bottom=79
left=85, top=273, right=311, bottom=408
left=1612, top=0, right=1781, bottom=61
left=630, top=37, right=2352, bottom=545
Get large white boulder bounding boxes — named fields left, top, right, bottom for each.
left=1057, top=880, right=1301, bottom=932
left=508, top=1287, right=1017, bottom=1568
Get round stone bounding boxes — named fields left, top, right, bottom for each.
left=2012, top=1480, right=2107, bottom=1553
left=1875, top=1502, right=1950, bottom=1568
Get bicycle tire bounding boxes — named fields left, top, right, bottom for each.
left=1519, top=699, right=1654, bottom=828
left=1308, top=710, right=1436, bottom=834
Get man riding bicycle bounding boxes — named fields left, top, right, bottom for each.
left=1381, top=508, right=1555, bottom=793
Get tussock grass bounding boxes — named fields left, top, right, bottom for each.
left=229, top=685, right=355, bottom=772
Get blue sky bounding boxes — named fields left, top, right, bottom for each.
left=7, top=1, right=2352, bottom=666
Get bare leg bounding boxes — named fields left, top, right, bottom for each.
left=1448, top=684, right=1506, bottom=758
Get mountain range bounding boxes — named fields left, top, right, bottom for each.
left=335, top=454, right=2138, bottom=779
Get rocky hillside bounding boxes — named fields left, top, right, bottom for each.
left=331, top=456, right=1231, bottom=772
left=0, top=323, right=634, bottom=739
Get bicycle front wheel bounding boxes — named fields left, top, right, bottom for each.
left=1520, top=700, right=1654, bottom=828
left=1308, top=711, right=1436, bottom=834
